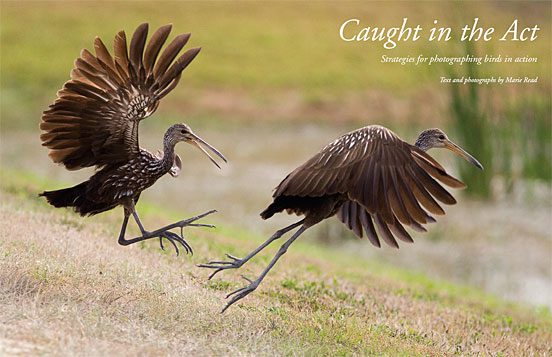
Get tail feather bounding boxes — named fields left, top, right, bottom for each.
left=260, top=195, right=310, bottom=220
left=39, top=181, right=112, bottom=216
left=40, top=182, right=88, bottom=208
left=260, top=203, right=279, bottom=220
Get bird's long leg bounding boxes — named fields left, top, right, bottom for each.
left=132, top=209, right=147, bottom=235
left=198, top=219, right=305, bottom=280
left=128, top=198, right=216, bottom=235
left=117, top=209, right=132, bottom=243
left=221, top=225, right=308, bottom=313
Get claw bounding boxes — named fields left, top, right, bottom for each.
left=162, top=232, right=180, bottom=256
left=226, top=254, right=241, bottom=261
left=155, top=230, right=195, bottom=257
left=174, top=233, right=190, bottom=255
left=183, top=240, right=192, bottom=255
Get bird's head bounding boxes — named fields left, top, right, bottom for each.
left=166, top=123, right=227, bottom=169
left=415, top=128, right=483, bottom=170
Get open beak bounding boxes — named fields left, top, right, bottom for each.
left=187, top=133, right=227, bottom=169
left=444, top=139, right=484, bottom=170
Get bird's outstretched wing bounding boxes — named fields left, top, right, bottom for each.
left=273, top=125, right=466, bottom=248
left=40, top=23, right=200, bottom=170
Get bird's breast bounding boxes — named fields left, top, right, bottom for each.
left=92, top=157, right=168, bottom=201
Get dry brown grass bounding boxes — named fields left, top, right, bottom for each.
left=0, top=182, right=550, bottom=356
left=0, top=193, right=278, bottom=355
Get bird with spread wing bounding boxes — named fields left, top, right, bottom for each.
left=200, top=125, right=482, bottom=311
left=40, top=23, right=227, bottom=255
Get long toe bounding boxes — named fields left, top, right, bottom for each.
left=186, top=223, right=216, bottom=228
left=207, top=268, right=223, bottom=280
left=196, top=263, right=231, bottom=280
left=222, top=284, right=257, bottom=313
left=197, top=256, right=243, bottom=279
left=204, top=260, right=237, bottom=265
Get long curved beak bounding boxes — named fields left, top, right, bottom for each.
left=187, top=133, right=227, bottom=169
left=444, top=139, right=484, bottom=170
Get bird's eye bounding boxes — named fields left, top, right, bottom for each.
left=180, top=130, right=186, bottom=134
left=438, top=135, right=445, bottom=140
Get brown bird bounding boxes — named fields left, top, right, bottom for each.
left=200, top=125, right=482, bottom=311
left=39, top=23, right=226, bottom=255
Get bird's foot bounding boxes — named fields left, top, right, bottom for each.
left=154, top=210, right=218, bottom=256
left=158, top=230, right=193, bottom=256
left=197, top=254, right=244, bottom=280
left=221, top=276, right=259, bottom=313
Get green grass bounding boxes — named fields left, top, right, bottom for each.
left=1, top=168, right=550, bottom=355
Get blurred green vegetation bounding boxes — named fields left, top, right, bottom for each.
left=1, top=1, right=550, bottom=197
left=450, top=40, right=551, bottom=198
left=1, top=1, right=550, bottom=127
left=449, top=42, right=494, bottom=198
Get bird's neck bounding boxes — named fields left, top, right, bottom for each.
left=160, top=137, right=178, bottom=172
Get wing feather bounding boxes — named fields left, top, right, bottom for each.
left=153, top=33, right=191, bottom=80
left=271, top=125, right=466, bottom=248
left=129, top=23, right=149, bottom=82
left=412, top=151, right=466, bottom=188
left=93, top=37, right=117, bottom=74
left=411, top=165, right=456, bottom=204
left=388, top=218, right=414, bottom=243
left=40, top=23, right=200, bottom=170
left=359, top=207, right=380, bottom=247
left=159, top=47, right=200, bottom=87
left=374, top=214, right=399, bottom=248
left=388, top=170, right=412, bottom=225
left=395, top=167, right=433, bottom=224
left=349, top=200, right=363, bottom=237
left=144, top=24, right=172, bottom=77
left=113, top=31, right=131, bottom=83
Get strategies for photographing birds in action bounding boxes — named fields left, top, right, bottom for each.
left=39, top=23, right=227, bottom=255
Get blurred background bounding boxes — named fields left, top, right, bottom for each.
left=1, top=1, right=550, bottom=309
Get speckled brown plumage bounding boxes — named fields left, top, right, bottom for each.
left=39, top=23, right=226, bottom=255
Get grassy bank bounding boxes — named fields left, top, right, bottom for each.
left=0, top=170, right=550, bottom=355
